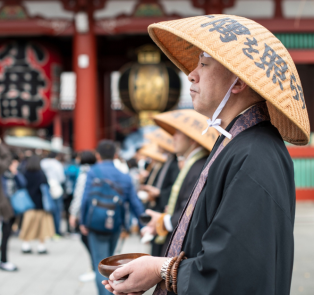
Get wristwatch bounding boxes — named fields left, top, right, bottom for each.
left=160, top=258, right=173, bottom=281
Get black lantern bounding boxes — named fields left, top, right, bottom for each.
left=118, top=45, right=181, bottom=125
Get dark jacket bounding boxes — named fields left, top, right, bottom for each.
left=0, top=144, right=13, bottom=221
left=24, top=170, right=48, bottom=210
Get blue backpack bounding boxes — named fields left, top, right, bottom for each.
left=84, top=168, right=124, bottom=234
left=64, top=164, right=79, bottom=195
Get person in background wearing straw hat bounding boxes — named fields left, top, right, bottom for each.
left=140, top=129, right=180, bottom=256
left=138, top=143, right=167, bottom=191
left=141, top=129, right=179, bottom=216
left=103, top=15, right=310, bottom=295
left=142, top=110, right=217, bottom=257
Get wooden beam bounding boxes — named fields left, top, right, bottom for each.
left=255, top=18, right=314, bottom=33
left=296, top=189, right=314, bottom=201
left=288, top=50, right=314, bottom=64
left=60, top=0, right=107, bottom=12
left=288, top=147, right=314, bottom=158
left=1, top=16, right=314, bottom=37
left=0, top=19, right=73, bottom=36
left=94, top=16, right=181, bottom=35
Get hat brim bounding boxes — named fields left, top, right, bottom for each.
left=148, top=15, right=310, bottom=145
left=139, top=145, right=167, bottom=163
left=153, top=109, right=219, bottom=151
left=144, top=129, right=175, bottom=153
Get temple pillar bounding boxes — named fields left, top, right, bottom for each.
left=73, top=6, right=97, bottom=151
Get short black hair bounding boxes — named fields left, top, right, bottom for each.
left=47, top=151, right=57, bottom=159
left=80, top=150, right=96, bottom=165
left=96, top=140, right=116, bottom=160
left=71, top=151, right=78, bottom=161
left=127, top=158, right=138, bottom=169
left=25, top=155, right=42, bottom=171
left=10, top=151, right=19, bottom=161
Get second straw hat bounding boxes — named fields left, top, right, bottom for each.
left=148, top=15, right=310, bottom=145
left=139, top=143, right=167, bottom=163
left=145, top=128, right=175, bottom=153
left=153, top=109, right=219, bottom=151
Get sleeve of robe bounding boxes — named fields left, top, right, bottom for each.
left=177, top=168, right=294, bottom=295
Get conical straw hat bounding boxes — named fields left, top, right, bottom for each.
left=145, top=128, right=175, bottom=153
left=148, top=15, right=310, bottom=145
left=138, top=143, right=167, bottom=163
left=153, top=109, right=219, bottom=151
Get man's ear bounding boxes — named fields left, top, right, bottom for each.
left=231, top=78, right=247, bottom=94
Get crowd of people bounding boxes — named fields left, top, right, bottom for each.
left=0, top=112, right=218, bottom=295
left=0, top=147, right=69, bottom=271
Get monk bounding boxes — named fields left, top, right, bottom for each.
left=103, top=15, right=310, bottom=295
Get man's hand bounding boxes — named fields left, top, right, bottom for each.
left=69, top=215, right=77, bottom=229
left=102, top=256, right=168, bottom=294
left=79, top=224, right=89, bottom=236
left=141, top=225, right=156, bottom=237
left=140, top=185, right=161, bottom=200
left=146, top=209, right=161, bottom=231
left=139, top=170, right=149, bottom=184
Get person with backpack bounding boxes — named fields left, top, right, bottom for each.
left=80, top=140, right=144, bottom=295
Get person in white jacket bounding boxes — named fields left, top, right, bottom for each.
left=41, top=152, right=65, bottom=236
left=69, top=150, right=96, bottom=282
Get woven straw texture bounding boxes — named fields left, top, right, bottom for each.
left=148, top=15, right=310, bottom=145
left=145, top=128, right=175, bottom=153
left=139, top=143, right=167, bottom=163
left=153, top=109, right=219, bottom=151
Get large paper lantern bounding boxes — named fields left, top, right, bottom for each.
left=118, top=45, right=181, bottom=126
left=0, top=40, right=62, bottom=127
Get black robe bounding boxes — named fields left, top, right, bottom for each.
left=153, top=156, right=180, bottom=213
left=148, top=157, right=179, bottom=256
left=169, top=120, right=295, bottom=295
left=161, top=156, right=207, bottom=256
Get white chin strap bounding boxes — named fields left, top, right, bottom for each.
left=201, top=52, right=238, bottom=139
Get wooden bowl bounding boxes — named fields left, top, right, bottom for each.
left=98, top=253, right=150, bottom=278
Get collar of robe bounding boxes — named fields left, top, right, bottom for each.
left=201, top=52, right=238, bottom=140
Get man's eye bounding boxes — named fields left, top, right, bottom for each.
left=201, top=63, right=205, bottom=67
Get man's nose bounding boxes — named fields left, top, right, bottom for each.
left=188, top=68, right=198, bottom=83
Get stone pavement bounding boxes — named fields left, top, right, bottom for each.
left=0, top=202, right=314, bottom=295
left=0, top=232, right=153, bottom=295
